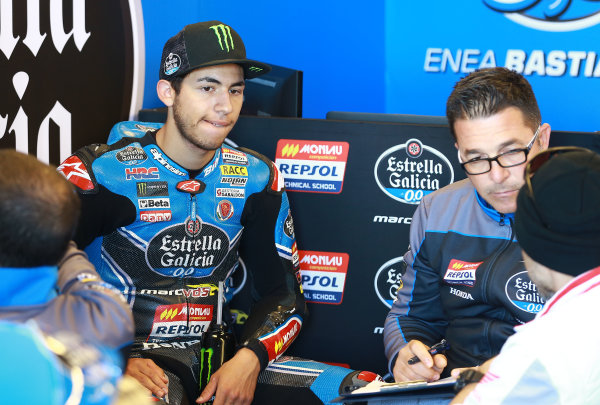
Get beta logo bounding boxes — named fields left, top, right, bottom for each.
left=125, top=167, right=159, bottom=180
left=443, top=259, right=482, bottom=287
left=299, top=250, right=348, bottom=305
left=138, top=198, right=170, bottom=209
left=483, top=0, right=600, bottom=32
left=275, top=140, right=349, bottom=194
left=374, top=139, right=453, bottom=205
left=505, top=271, right=545, bottom=314
left=148, top=303, right=212, bottom=342
left=374, top=257, right=406, bottom=309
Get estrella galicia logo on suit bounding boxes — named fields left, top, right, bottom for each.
left=374, top=139, right=454, bottom=205
left=505, top=271, right=545, bottom=313
left=483, top=0, right=600, bottom=31
left=116, top=146, right=147, bottom=165
left=147, top=221, right=230, bottom=277
left=374, top=257, right=406, bottom=309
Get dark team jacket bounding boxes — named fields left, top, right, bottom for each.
left=58, top=123, right=306, bottom=370
left=383, top=179, right=545, bottom=373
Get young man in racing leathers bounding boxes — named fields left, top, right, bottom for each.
left=59, top=21, right=377, bottom=405
left=383, top=67, right=551, bottom=383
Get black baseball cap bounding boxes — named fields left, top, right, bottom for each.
left=159, top=21, right=271, bottom=80
left=515, top=148, right=600, bottom=276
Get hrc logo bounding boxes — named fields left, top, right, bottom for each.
left=125, top=167, right=159, bottom=180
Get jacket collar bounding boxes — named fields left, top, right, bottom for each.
left=474, top=190, right=515, bottom=225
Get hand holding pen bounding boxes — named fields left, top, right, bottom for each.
left=408, top=339, right=450, bottom=365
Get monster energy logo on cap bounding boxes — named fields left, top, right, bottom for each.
left=209, top=24, right=235, bottom=52
left=158, top=20, right=272, bottom=80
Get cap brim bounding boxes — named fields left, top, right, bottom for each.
left=183, top=59, right=271, bottom=79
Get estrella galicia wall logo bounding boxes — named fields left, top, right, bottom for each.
left=484, top=0, right=600, bottom=32
left=505, top=271, right=545, bottom=314
left=146, top=221, right=230, bottom=277
left=374, top=257, right=406, bottom=309
left=299, top=250, right=348, bottom=305
left=0, top=0, right=145, bottom=166
left=374, top=139, right=454, bottom=205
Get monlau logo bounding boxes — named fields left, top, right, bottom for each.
left=299, top=144, right=343, bottom=155
left=300, top=255, right=343, bottom=266
left=281, top=144, right=300, bottom=157
left=210, top=24, right=234, bottom=52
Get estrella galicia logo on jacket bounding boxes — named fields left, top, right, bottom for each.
left=150, top=148, right=186, bottom=176
left=505, top=271, right=545, bottom=313
left=443, top=259, right=482, bottom=287
left=147, top=303, right=213, bottom=342
left=116, top=146, right=147, bottom=165
left=137, top=181, right=169, bottom=197
left=299, top=250, right=348, bottom=305
left=146, top=221, right=230, bottom=277
left=216, top=200, right=234, bottom=221
left=483, top=0, right=600, bottom=31
left=374, top=139, right=453, bottom=205
left=375, top=257, right=406, bottom=309
left=125, top=167, right=159, bottom=180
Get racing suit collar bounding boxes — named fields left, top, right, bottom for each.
left=0, top=266, right=58, bottom=306
left=474, top=189, right=515, bottom=224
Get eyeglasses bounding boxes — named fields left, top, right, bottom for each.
left=458, top=126, right=541, bottom=175
left=524, top=146, right=591, bottom=201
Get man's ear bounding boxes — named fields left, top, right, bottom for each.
left=157, top=79, right=175, bottom=107
left=539, top=123, right=551, bottom=149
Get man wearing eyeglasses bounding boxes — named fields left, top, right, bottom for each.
left=452, top=147, right=600, bottom=404
left=384, top=67, right=551, bottom=383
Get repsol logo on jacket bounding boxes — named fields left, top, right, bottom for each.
left=146, top=220, right=230, bottom=277
left=443, top=259, right=483, bottom=287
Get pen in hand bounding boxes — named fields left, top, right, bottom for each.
left=408, top=339, right=450, bottom=365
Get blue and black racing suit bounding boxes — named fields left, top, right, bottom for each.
left=59, top=122, right=375, bottom=404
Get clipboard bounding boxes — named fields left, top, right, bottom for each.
left=330, top=376, right=457, bottom=403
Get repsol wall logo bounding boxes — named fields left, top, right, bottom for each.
left=374, top=139, right=454, bottom=205
left=374, top=257, right=406, bottom=309
left=483, top=0, right=600, bottom=32
left=0, top=0, right=144, bottom=165
left=146, top=220, right=230, bottom=277
left=148, top=303, right=212, bottom=342
left=505, top=271, right=545, bottom=314
left=275, top=139, right=350, bottom=193
left=299, top=250, right=348, bottom=305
